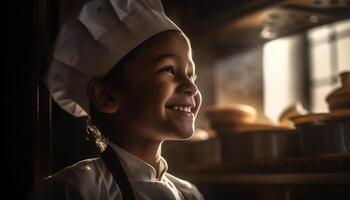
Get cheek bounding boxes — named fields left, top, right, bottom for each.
left=120, top=76, right=176, bottom=115
left=119, top=84, right=149, bottom=113
left=150, top=81, right=174, bottom=108
left=125, top=81, right=174, bottom=110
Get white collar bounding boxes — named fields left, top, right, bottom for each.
left=108, top=141, right=168, bottom=182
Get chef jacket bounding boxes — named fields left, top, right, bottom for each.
left=26, top=142, right=204, bottom=200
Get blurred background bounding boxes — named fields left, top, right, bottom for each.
left=3, top=0, right=350, bottom=199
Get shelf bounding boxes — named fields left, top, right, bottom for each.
left=216, top=0, right=350, bottom=55
left=183, top=172, right=350, bottom=185
left=174, top=153, right=350, bottom=186
left=164, top=0, right=350, bottom=56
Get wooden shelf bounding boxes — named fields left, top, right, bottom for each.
left=215, top=0, right=350, bottom=55
left=173, top=154, right=350, bottom=186
left=183, top=172, right=350, bottom=186
left=165, top=0, right=350, bottom=56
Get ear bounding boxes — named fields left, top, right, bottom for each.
left=87, top=77, right=120, bottom=114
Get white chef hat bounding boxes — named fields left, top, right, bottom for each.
left=44, top=0, right=181, bottom=117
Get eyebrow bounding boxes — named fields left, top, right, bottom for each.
left=154, top=54, right=179, bottom=63
left=153, top=54, right=194, bottom=68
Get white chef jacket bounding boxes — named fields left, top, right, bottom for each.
left=26, top=142, right=204, bottom=200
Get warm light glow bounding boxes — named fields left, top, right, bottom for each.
left=263, top=34, right=306, bottom=123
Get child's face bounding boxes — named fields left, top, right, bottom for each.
left=117, top=31, right=201, bottom=141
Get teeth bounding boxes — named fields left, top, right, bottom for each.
left=170, top=105, right=192, bottom=113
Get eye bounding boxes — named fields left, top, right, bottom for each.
left=158, top=66, right=175, bottom=74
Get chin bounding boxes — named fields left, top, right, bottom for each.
left=161, top=121, right=195, bottom=140
left=173, top=127, right=194, bottom=140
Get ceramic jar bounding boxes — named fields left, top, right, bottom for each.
left=326, top=71, right=350, bottom=112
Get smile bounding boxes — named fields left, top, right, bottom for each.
left=166, top=105, right=194, bottom=117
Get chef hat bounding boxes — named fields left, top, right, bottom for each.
left=44, top=0, right=181, bottom=117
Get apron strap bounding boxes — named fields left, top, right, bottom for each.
left=101, top=146, right=136, bottom=200
left=179, top=189, right=188, bottom=200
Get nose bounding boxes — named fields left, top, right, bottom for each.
left=178, top=75, right=198, bottom=96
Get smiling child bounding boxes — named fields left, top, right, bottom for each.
left=26, top=0, right=204, bottom=199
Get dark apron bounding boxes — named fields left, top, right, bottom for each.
left=101, top=146, right=136, bottom=200
left=101, top=145, right=187, bottom=200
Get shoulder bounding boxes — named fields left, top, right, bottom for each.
left=52, top=158, right=113, bottom=193
left=26, top=158, right=116, bottom=200
left=53, top=158, right=104, bottom=181
left=165, top=173, right=204, bottom=200
left=26, top=175, right=84, bottom=200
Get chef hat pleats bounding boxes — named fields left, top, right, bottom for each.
left=110, top=0, right=164, bottom=20
left=46, top=59, right=91, bottom=117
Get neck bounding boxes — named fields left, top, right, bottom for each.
left=110, top=135, right=163, bottom=177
